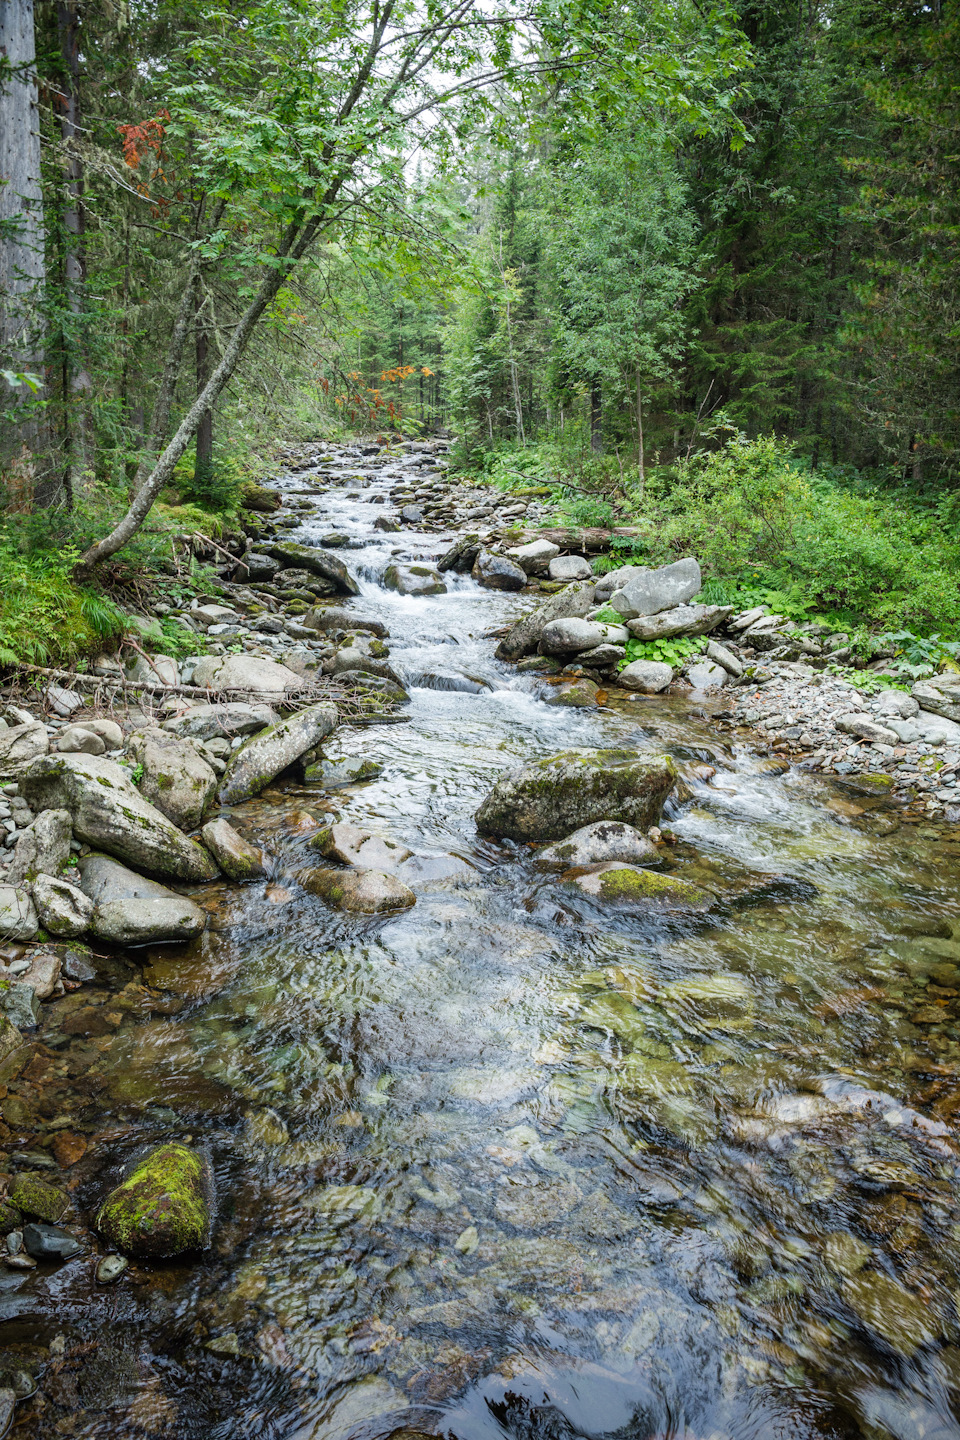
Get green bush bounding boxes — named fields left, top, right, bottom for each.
left=0, top=539, right=127, bottom=668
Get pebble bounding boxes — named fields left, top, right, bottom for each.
left=96, top=1254, right=129, bottom=1284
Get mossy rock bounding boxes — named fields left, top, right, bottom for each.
left=9, top=1174, right=68, bottom=1223
left=0, top=1199, right=23, bottom=1234
left=564, top=862, right=715, bottom=911
left=835, top=771, right=896, bottom=797
left=96, top=1142, right=213, bottom=1258
left=476, top=748, right=677, bottom=843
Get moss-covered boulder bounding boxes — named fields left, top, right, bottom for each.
left=200, top=818, right=267, bottom=881
left=0, top=1012, right=23, bottom=1064
left=475, top=748, right=677, bottom=843
left=125, top=727, right=218, bottom=831
left=96, top=1143, right=213, bottom=1258
left=218, top=701, right=338, bottom=805
left=9, top=1174, right=68, bottom=1223
left=563, top=862, right=715, bottom=911
left=298, top=866, right=416, bottom=914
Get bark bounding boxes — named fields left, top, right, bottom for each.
left=636, top=368, right=645, bottom=497
left=131, top=259, right=200, bottom=493
left=194, top=286, right=213, bottom=485
left=590, top=380, right=602, bottom=453
left=55, top=0, right=91, bottom=496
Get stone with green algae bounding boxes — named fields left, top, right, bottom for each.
left=842, top=1270, right=940, bottom=1357
left=96, top=1142, right=213, bottom=1258
left=9, top=1174, right=68, bottom=1223
left=564, top=862, right=715, bottom=911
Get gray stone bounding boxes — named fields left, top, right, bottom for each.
left=298, top=866, right=416, bottom=913
left=382, top=563, right=446, bottom=596
left=20, top=755, right=218, bottom=881
left=124, top=653, right=179, bottom=687
left=237, top=552, right=280, bottom=581
left=506, top=538, right=560, bottom=575
left=608, top=557, right=701, bottom=619
left=0, top=885, right=38, bottom=940
left=2, top=982, right=39, bottom=1028
left=496, top=580, right=596, bottom=661
left=55, top=725, right=105, bottom=755
left=330, top=649, right=404, bottom=687
left=547, top=554, right=592, bottom=582
left=17, top=950, right=61, bottom=999
left=126, top=727, right=218, bottom=831
left=913, top=677, right=960, bottom=724
left=78, top=853, right=207, bottom=944
left=576, top=644, right=626, bottom=668
left=0, top=1010, right=23, bottom=1060
left=266, top=541, right=360, bottom=594
left=705, top=640, right=742, bottom=676
left=200, top=819, right=267, bottom=881
left=310, top=822, right=412, bottom=870
left=7, top=808, right=72, bottom=884
left=163, top=701, right=279, bottom=741
left=191, top=604, right=240, bottom=630
left=475, top=748, right=677, bottom=843
left=219, top=701, right=338, bottom=804
left=540, top=618, right=629, bottom=655
left=0, top=1390, right=14, bottom=1436
left=627, top=603, right=732, bottom=641
left=685, top=660, right=728, bottom=691
left=835, top=713, right=900, bottom=745
left=191, top=654, right=303, bottom=701
left=31, top=875, right=92, bottom=938
left=0, top=721, right=48, bottom=774
left=729, top=605, right=767, bottom=631
left=886, top=713, right=960, bottom=746
left=23, top=1222, right=82, bottom=1260
left=303, top=757, right=384, bottom=788
left=533, top=820, right=659, bottom=871
left=472, top=550, right=527, bottom=591
left=300, top=607, right=388, bottom=637
left=874, top=689, right=919, bottom=719
left=593, top=565, right=650, bottom=602
left=400, top=504, right=423, bottom=523
left=617, top=660, right=673, bottom=693
left=45, top=682, right=83, bottom=716
left=73, top=718, right=124, bottom=748
left=543, top=677, right=599, bottom=707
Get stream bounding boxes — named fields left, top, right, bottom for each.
left=8, top=446, right=960, bottom=1440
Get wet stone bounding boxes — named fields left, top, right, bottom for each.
left=96, top=1253, right=129, bottom=1284
left=22, top=1222, right=82, bottom=1261
left=842, top=1270, right=940, bottom=1357
left=8, top=1175, right=68, bottom=1223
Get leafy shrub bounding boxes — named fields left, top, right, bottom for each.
left=172, top=455, right=248, bottom=514
left=618, top=635, right=706, bottom=671
left=0, top=540, right=127, bottom=667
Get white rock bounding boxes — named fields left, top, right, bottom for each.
left=506, top=539, right=560, bottom=575
left=608, top=557, right=701, bottom=620
left=548, top=555, right=593, bottom=582
left=617, top=660, right=674, bottom=693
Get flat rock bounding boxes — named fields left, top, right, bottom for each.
left=200, top=819, right=267, bottom=881
left=608, top=557, right=701, bottom=620
left=913, top=677, right=960, bottom=724
left=31, top=875, right=92, bottom=938
left=78, top=852, right=208, bottom=944
left=835, top=712, right=899, bottom=745
left=475, top=748, right=677, bottom=843
left=534, top=820, right=660, bottom=871
left=885, top=713, right=960, bottom=746
left=506, top=539, right=560, bottom=575
left=627, top=603, right=732, bottom=641
left=266, top=541, right=360, bottom=594
left=219, top=701, right=338, bottom=804
left=0, top=721, right=49, bottom=773
left=685, top=659, right=728, bottom=691
left=311, top=822, right=412, bottom=870
left=543, top=677, right=599, bottom=708
left=564, top=862, right=715, bottom=910
left=9, top=1174, right=68, bottom=1222
left=20, top=754, right=218, bottom=881
left=618, top=660, right=673, bottom=693
left=300, top=607, right=388, bottom=637
left=540, top=618, right=628, bottom=655
left=23, top=1222, right=82, bottom=1260
left=191, top=654, right=303, bottom=701
left=473, top=551, right=526, bottom=591
left=163, top=701, right=279, bottom=740
left=874, top=690, right=919, bottom=719
left=126, top=727, right=218, bottom=831
left=97, top=1142, right=214, bottom=1258
left=73, top=718, right=124, bottom=748
left=298, top=866, right=416, bottom=913
left=495, top=581, right=595, bottom=661
left=0, top=885, right=38, bottom=940
left=547, top=554, right=592, bottom=582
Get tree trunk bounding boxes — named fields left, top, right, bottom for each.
left=132, top=259, right=200, bottom=493
left=590, top=380, right=602, bottom=453
left=636, top=369, right=645, bottom=497
left=194, top=287, right=213, bottom=487
left=0, top=0, right=46, bottom=506
left=55, top=0, right=91, bottom=497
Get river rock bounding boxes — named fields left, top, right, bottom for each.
left=475, top=748, right=677, bottom=843
left=96, top=1142, right=214, bottom=1258
left=495, top=580, right=596, bottom=661
left=298, top=867, right=416, bottom=913
left=124, top=652, right=179, bottom=686
left=0, top=721, right=48, bottom=773
left=18, top=949, right=62, bottom=999
left=78, top=853, right=208, bottom=944
left=473, top=551, right=527, bottom=591
left=73, top=718, right=124, bottom=748
left=266, top=541, right=360, bottom=594
left=218, top=701, right=338, bottom=804
left=661, top=974, right=755, bottom=1030
left=627, top=603, right=732, bottom=641
left=593, top=564, right=649, bottom=602
left=577, top=644, right=626, bottom=668
left=608, top=557, right=701, bottom=620
left=533, top=820, right=660, bottom=870
left=331, top=650, right=404, bottom=687
left=835, top=713, right=900, bottom=745
left=548, top=554, right=592, bottom=582
left=2, top=982, right=39, bottom=1028
left=884, top=713, right=960, bottom=746
left=126, top=727, right=218, bottom=831
left=617, top=660, right=673, bottom=693
left=874, top=690, right=919, bottom=719
left=191, top=654, right=303, bottom=701
left=163, top=701, right=279, bottom=741
left=20, top=755, right=218, bottom=880
left=302, top=757, right=384, bottom=787
left=0, top=885, right=38, bottom=940
left=564, top=863, right=715, bottom=910
left=383, top=563, right=446, bottom=596
left=437, top=534, right=481, bottom=573
left=506, top=539, right=560, bottom=575
left=705, top=640, right=742, bottom=676
left=543, top=677, right=599, bottom=707
left=540, top=618, right=629, bottom=655
left=236, top=552, right=279, bottom=581
left=842, top=1270, right=939, bottom=1357
left=6, top=808, right=72, bottom=884
left=0, top=1011, right=22, bottom=1061
left=55, top=725, right=105, bottom=754
left=22, top=1222, right=82, bottom=1261
left=913, top=676, right=960, bottom=723
left=200, top=819, right=267, bottom=881
left=31, top=875, right=92, bottom=938
left=310, top=821, right=412, bottom=870
left=685, top=659, right=728, bottom=691
left=9, top=1174, right=68, bottom=1222
left=300, top=606, right=388, bottom=637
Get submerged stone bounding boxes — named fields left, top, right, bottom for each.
left=298, top=866, right=416, bottom=913
left=661, top=974, right=755, bottom=1031
left=842, top=1270, right=940, bottom=1357
left=565, top=862, right=715, bottom=911
left=96, top=1142, right=213, bottom=1258
left=534, top=820, right=659, bottom=871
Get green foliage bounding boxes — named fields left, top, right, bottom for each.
left=172, top=455, right=248, bottom=514
left=130, top=762, right=145, bottom=786
left=591, top=605, right=623, bottom=624
left=618, top=634, right=706, bottom=671
left=827, top=668, right=909, bottom=695
left=0, top=538, right=127, bottom=668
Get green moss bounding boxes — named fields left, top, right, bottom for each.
left=9, top=1174, right=68, bottom=1222
left=596, top=867, right=713, bottom=907
left=96, top=1142, right=211, bottom=1258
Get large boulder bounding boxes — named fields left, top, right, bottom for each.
left=383, top=563, right=446, bottom=596
left=300, top=607, right=388, bottom=637
left=533, top=820, right=660, bottom=871
left=7, top=808, right=72, bottom=884
left=163, top=702, right=279, bottom=741
left=298, top=867, right=416, bottom=913
left=626, top=603, right=732, bottom=641
left=506, top=539, right=560, bottom=576
left=495, top=581, right=596, bottom=661
left=593, top=565, right=649, bottom=602
left=126, top=727, right=218, bottom=831
left=913, top=676, right=960, bottom=724
left=475, top=748, right=677, bottom=843
left=78, top=853, right=208, bottom=945
left=472, top=551, right=526, bottom=591
left=608, top=557, right=701, bottom=620
left=200, top=819, right=267, bottom=881
left=266, top=541, right=360, bottom=595
left=874, top=689, right=919, bottom=720
left=540, top=618, right=628, bottom=655
left=617, top=660, right=673, bottom=693
left=20, top=755, right=218, bottom=881
left=32, top=874, right=92, bottom=938
left=547, top=555, right=592, bottom=582
left=0, top=721, right=48, bottom=774
left=191, top=654, right=303, bottom=702
left=219, top=701, right=338, bottom=804
left=310, top=822, right=412, bottom=870
left=0, top=885, right=39, bottom=940
left=96, top=1143, right=213, bottom=1258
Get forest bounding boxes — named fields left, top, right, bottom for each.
left=1, top=0, right=959, bottom=666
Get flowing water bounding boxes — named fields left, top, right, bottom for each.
left=9, top=449, right=960, bottom=1440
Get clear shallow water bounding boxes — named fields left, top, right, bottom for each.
left=9, top=450, right=960, bottom=1440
